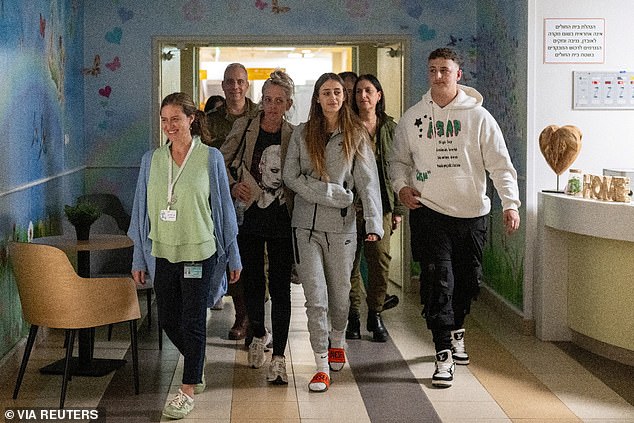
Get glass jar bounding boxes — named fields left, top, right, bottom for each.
left=565, top=168, right=583, bottom=196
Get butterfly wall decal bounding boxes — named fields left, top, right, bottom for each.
left=447, top=35, right=463, bottom=47
left=255, top=0, right=268, bottom=10
left=271, top=0, right=290, bottom=13
left=105, top=56, right=121, bottom=71
left=82, top=55, right=101, bottom=76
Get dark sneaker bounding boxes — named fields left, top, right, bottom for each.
left=451, top=328, right=470, bottom=365
left=432, top=349, right=455, bottom=388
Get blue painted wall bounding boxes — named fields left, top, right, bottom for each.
left=0, top=0, right=84, bottom=357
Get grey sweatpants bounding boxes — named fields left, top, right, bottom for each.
left=294, top=228, right=357, bottom=354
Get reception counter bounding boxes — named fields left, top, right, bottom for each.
left=536, top=192, right=634, bottom=364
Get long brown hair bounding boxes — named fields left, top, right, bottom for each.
left=160, top=92, right=211, bottom=145
left=303, top=73, right=366, bottom=181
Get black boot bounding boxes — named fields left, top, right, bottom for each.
left=346, top=313, right=361, bottom=340
left=367, top=312, right=388, bottom=342
left=228, top=293, right=248, bottom=341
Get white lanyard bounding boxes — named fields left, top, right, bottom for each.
left=167, top=139, right=196, bottom=210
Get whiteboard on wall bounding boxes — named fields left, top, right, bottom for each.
left=573, top=71, right=634, bottom=109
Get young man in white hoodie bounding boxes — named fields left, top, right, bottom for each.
left=389, top=48, right=521, bottom=387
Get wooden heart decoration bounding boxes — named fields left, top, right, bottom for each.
left=539, top=125, right=582, bottom=175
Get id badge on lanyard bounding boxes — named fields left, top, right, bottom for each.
left=160, top=209, right=177, bottom=222
left=161, top=140, right=195, bottom=223
left=184, top=262, right=203, bottom=279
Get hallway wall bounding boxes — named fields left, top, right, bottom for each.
left=81, top=0, right=482, bottom=211
left=477, top=0, right=528, bottom=310
left=525, top=0, right=634, bottom=325
left=0, top=0, right=85, bottom=358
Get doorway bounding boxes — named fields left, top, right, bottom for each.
left=197, top=45, right=355, bottom=125
left=154, top=36, right=411, bottom=293
left=156, top=39, right=406, bottom=127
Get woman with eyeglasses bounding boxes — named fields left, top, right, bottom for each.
left=283, top=72, right=383, bottom=392
left=220, top=69, right=296, bottom=385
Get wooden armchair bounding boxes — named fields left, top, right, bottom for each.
left=9, top=242, right=141, bottom=409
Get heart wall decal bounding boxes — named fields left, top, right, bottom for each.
left=539, top=125, right=583, bottom=175
left=98, top=85, right=112, bottom=98
left=105, top=27, right=122, bottom=44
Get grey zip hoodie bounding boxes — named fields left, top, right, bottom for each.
left=283, top=123, right=384, bottom=237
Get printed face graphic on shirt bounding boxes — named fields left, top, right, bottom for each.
left=257, top=145, right=285, bottom=209
left=259, top=145, right=282, bottom=190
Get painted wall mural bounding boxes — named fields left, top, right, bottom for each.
left=477, top=0, right=528, bottom=309
left=0, top=0, right=84, bottom=358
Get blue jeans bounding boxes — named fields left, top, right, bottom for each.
left=154, top=256, right=213, bottom=385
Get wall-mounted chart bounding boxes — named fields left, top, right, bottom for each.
left=573, top=71, right=634, bottom=109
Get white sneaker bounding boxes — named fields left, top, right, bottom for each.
left=194, top=367, right=206, bottom=394
left=162, top=389, right=194, bottom=419
left=432, top=349, right=455, bottom=388
left=248, top=330, right=271, bottom=369
left=451, top=328, right=470, bottom=365
left=267, top=355, right=288, bottom=385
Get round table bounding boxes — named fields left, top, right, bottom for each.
left=32, top=234, right=135, bottom=377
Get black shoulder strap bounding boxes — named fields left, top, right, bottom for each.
left=231, top=118, right=253, bottom=168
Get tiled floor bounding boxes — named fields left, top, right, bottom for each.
left=1, top=284, right=633, bottom=422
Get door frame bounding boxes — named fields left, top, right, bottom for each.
left=151, top=34, right=413, bottom=292
left=152, top=35, right=410, bottom=141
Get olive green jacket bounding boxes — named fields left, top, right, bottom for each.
left=204, top=98, right=259, bottom=149
left=374, top=116, right=407, bottom=216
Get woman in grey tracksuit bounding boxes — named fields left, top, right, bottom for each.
left=283, top=73, right=383, bottom=392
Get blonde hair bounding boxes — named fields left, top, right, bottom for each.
left=262, top=69, right=294, bottom=99
left=260, top=69, right=295, bottom=119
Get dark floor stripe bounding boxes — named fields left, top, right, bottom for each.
left=555, top=341, right=634, bottom=407
left=347, top=335, right=442, bottom=423
left=97, top=306, right=179, bottom=422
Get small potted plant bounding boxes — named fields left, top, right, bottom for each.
left=64, top=201, right=102, bottom=240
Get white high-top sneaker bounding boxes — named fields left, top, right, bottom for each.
left=432, top=349, right=455, bottom=387
left=451, top=328, right=470, bottom=365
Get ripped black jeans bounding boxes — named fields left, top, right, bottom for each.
left=410, top=205, right=487, bottom=352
